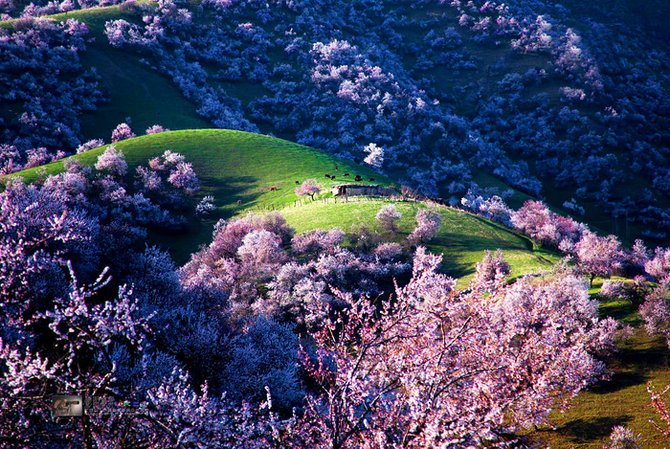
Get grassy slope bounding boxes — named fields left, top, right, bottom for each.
left=530, top=333, right=670, bottom=449
left=526, top=278, right=670, bottom=448
left=280, top=199, right=558, bottom=285
left=8, top=129, right=391, bottom=261
left=8, top=129, right=558, bottom=282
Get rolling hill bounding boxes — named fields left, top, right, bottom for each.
left=6, top=129, right=557, bottom=278
left=280, top=199, right=557, bottom=283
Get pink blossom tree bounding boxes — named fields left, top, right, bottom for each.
left=600, top=277, right=649, bottom=305
left=574, top=231, right=624, bottom=286
left=292, top=228, right=344, bottom=255
left=646, top=247, right=670, bottom=284
left=408, top=208, right=442, bottom=244
left=195, top=195, right=216, bottom=217
left=373, top=242, right=403, bottom=260
left=648, top=382, right=670, bottom=437
left=603, top=426, right=641, bottom=449
left=628, top=239, right=650, bottom=270
left=363, top=142, right=384, bottom=168
left=94, top=145, right=128, bottom=177
left=135, top=150, right=200, bottom=197
left=296, top=248, right=622, bottom=447
left=110, top=122, right=135, bottom=142
left=376, top=203, right=402, bottom=233
left=471, top=249, right=511, bottom=292
left=167, top=161, right=199, bottom=194
left=512, top=200, right=585, bottom=248
left=237, top=229, right=287, bottom=269
left=76, top=138, right=105, bottom=153
left=639, top=285, right=670, bottom=348
left=145, top=124, right=169, bottom=134
left=296, top=178, right=321, bottom=200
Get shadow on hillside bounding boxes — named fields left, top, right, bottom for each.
left=432, top=235, right=524, bottom=253
left=440, top=259, right=475, bottom=280
left=616, top=344, right=670, bottom=369
left=556, top=416, right=633, bottom=443
left=599, top=299, right=640, bottom=325
left=590, top=371, right=647, bottom=394
left=149, top=175, right=260, bottom=265
left=468, top=214, right=536, bottom=250
left=200, top=175, right=259, bottom=215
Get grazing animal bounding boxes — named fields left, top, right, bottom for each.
left=270, top=186, right=278, bottom=191
left=295, top=180, right=300, bottom=184
left=344, top=173, right=349, bottom=177
left=355, top=175, right=363, bottom=182
left=369, top=177, right=375, bottom=182
left=335, top=165, right=339, bottom=171
left=325, top=174, right=331, bottom=178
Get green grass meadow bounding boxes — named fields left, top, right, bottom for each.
left=280, top=199, right=559, bottom=285
left=7, top=129, right=391, bottom=260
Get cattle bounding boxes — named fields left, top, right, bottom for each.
left=369, top=177, right=375, bottom=182
left=325, top=174, right=331, bottom=178
left=270, top=186, right=278, bottom=191
left=354, top=175, right=363, bottom=182
left=335, top=165, right=339, bottom=171
left=344, top=173, right=349, bottom=177
left=295, top=180, right=300, bottom=184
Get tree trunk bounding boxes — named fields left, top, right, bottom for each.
left=81, top=392, right=93, bottom=449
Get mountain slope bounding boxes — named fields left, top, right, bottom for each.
left=5, top=1, right=665, bottom=244
left=1, top=4, right=209, bottom=139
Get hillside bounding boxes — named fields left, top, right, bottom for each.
left=0, top=4, right=209, bottom=139
left=6, top=129, right=670, bottom=448
left=2, top=2, right=670, bottom=446
left=8, top=129, right=560, bottom=280
left=9, top=129, right=388, bottom=258
left=280, top=199, right=558, bottom=284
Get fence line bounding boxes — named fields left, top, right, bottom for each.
left=246, top=194, right=431, bottom=213
left=244, top=191, right=486, bottom=219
